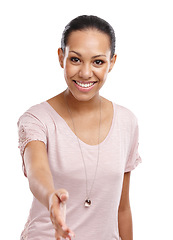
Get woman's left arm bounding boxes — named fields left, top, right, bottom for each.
left=118, top=172, right=133, bottom=240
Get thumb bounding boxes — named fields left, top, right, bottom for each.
left=55, top=189, right=69, bottom=203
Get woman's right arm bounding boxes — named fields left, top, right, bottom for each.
left=24, top=140, right=75, bottom=240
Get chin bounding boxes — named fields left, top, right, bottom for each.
left=69, top=90, right=99, bottom=102
left=73, top=93, right=94, bottom=102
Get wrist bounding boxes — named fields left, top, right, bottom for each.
left=47, top=190, right=56, bottom=211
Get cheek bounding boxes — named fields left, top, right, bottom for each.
left=94, top=66, right=109, bottom=81
left=64, top=62, right=78, bottom=79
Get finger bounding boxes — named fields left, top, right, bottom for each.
left=54, top=226, right=73, bottom=240
left=55, top=226, right=75, bottom=240
left=55, top=189, right=69, bottom=203
left=55, top=230, right=61, bottom=240
left=62, top=226, right=75, bottom=239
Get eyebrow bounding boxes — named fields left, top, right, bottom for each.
left=69, top=51, right=106, bottom=58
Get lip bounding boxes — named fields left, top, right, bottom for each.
left=73, top=80, right=97, bottom=93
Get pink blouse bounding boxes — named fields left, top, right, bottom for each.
left=17, top=101, right=141, bottom=240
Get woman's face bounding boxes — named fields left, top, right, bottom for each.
left=58, top=29, right=116, bottom=102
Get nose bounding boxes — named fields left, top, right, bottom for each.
left=78, top=63, right=93, bottom=79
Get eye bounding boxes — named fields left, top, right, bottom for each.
left=94, top=60, right=104, bottom=66
left=70, top=57, right=81, bottom=63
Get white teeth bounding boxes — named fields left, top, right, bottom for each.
left=75, top=81, right=95, bottom=88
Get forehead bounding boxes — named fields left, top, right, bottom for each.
left=65, top=29, right=111, bottom=56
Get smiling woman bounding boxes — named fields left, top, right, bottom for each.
left=58, top=29, right=116, bottom=99
left=17, top=15, right=141, bottom=240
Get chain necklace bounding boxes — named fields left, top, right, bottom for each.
left=64, top=91, right=102, bottom=207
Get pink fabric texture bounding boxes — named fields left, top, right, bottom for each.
left=17, top=101, right=141, bottom=240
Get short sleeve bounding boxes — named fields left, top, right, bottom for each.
left=125, top=122, right=142, bottom=172
left=17, top=111, right=47, bottom=177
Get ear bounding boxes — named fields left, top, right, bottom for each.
left=58, top=48, right=64, bottom=68
left=109, top=54, right=117, bottom=73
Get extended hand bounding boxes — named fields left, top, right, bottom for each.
left=49, top=189, right=75, bottom=240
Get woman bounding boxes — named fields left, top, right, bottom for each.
left=18, top=15, right=141, bottom=240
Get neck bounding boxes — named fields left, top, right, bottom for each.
left=64, top=89, right=101, bottom=114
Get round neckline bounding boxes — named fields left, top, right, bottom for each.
left=43, top=101, right=116, bottom=148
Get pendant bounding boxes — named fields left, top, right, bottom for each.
left=84, top=199, right=91, bottom=207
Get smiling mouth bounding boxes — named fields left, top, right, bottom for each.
left=73, top=80, right=97, bottom=88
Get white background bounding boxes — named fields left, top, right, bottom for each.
left=0, top=0, right=173, bottom=239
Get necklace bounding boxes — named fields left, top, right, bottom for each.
left=64, top=91, right=102, bottom=207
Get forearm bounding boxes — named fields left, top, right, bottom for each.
left=118, top=207, right=133, bottom=240
left=24, top=141, right=56, bottom=210
left=27, top=168, right=55, bottom=210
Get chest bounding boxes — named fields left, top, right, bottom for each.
left=47, top=112, right=130, bottom=178
left=47, top=97, right=114, bottom=145
left=60, top=104, right=114, bottom=146
left=66, top=114, right=113, bottom=145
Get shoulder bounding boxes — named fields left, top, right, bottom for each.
left=114, top=103, right=138, bottom=129
left=18, top=102, right=49, bottom=126
left=25, top=102, right=48, bottom=116
left=115, top=103, right=137, bottom=121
